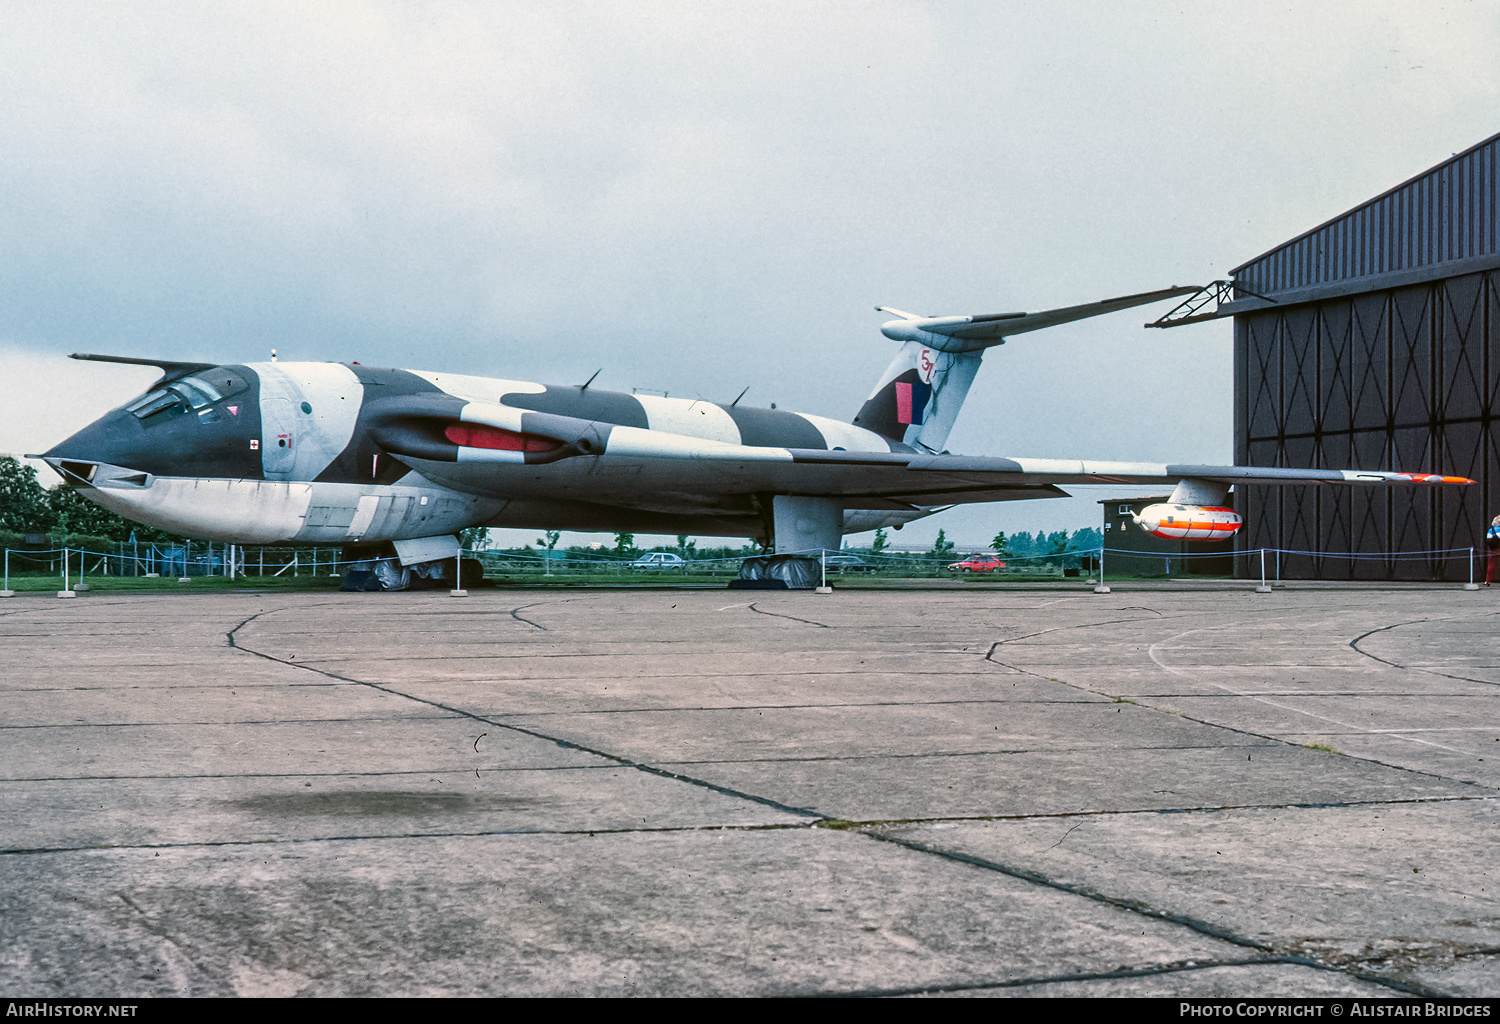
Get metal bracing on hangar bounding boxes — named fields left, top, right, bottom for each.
left=1155, top=130, right=1500, bottom=580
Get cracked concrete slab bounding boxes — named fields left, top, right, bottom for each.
left=1, top=586, right=1496, bottom=996
left=664, top=742, right=1469, bottom=822
left=472, top=700, right=1270, bottom=766
left=3, top=764, right=805, bottom=853
left=873, top=799, right=1500, bottom=996
left=922, top=963, right=1398, bottom=997
left=0, top=831, right=1244, bottom=997
left=1, top=717, right=595, bottom=780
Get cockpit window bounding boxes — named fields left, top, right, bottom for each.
left=173, top=377, right=222, bottom=407
left=123, top=368, right=247, bottom=426
left=198, top=368, right=248, bottom=401
left=125, top=388, right=185, bottom=421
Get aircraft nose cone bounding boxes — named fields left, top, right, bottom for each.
left=43, top=410, right=150, bottom=478
left=43, top=395, right=264, bottom=482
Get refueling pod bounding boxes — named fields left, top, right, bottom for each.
left=1133, top=503, right=1242, bottom=541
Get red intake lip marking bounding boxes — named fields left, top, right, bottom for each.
left=445, top=422, right=561, bottom=453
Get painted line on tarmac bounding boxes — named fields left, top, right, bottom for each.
left=1151, top=629, right=1477, bottom=756
left=982, top=620, right=1495, bottom=793
left=1350, top=615, right=1500, bottom=687
left=981, top=612, right=1181, bottom=658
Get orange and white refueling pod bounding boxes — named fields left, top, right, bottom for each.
left=1132, top=477, right=1244, bottom=540
left=1133, top=503, right=1243, bottom=540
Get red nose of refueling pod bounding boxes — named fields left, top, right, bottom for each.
left=1133, top=504, right=1243, bottom=541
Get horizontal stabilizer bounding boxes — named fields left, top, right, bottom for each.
left=879, top=285, right=1202, bottom=351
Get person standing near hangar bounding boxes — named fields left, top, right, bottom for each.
left=1487, top=515, right=1500, bottom=587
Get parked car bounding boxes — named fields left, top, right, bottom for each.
left=628, top=552, right=688, bottom=571
left=821, top=553, right=877, bottom=574
left=948, top=553, right=1005, bottom=574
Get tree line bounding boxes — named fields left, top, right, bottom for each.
left=0, top=456, right=178, bottom=543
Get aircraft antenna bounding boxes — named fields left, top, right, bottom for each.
left=580, top=367, right=602, bottom=391
left=730, top=386, right=750, bottom=407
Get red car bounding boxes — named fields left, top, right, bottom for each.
left=948, top=553, right=1005, bottom=574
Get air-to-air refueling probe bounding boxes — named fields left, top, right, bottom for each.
left=36, top=286, right=1471, bottom=586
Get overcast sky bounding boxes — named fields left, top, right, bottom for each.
left=2, top=1, right=1497, bottom=549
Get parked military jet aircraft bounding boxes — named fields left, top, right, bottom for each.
left=38, top=286, right=1470, bottom=576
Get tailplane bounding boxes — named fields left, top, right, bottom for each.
left=852, top=286, right=1199, bottom=453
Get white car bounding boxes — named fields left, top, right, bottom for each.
left=628, top=552, right=687, bottom=571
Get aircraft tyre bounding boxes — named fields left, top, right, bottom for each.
left=458, top=557, right=486, bottom=589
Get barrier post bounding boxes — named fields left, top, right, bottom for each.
left=74, top=547, right=90, bottom=591
left=58, top=547, right=76, bottom=598
left=1093, top=545, right=1109, bottom=594
left=449, top=550, right=469, bottom=598
left=1464, top=546, right=1480, bottom=590
left=1, top=548, right=12, bottom=597
left=1256, top=548, right=1272, bottom=593
left=816, top=549, right=832, bottom=594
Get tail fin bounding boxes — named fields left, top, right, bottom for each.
left=852, top=286, right=1200, bottom=453
left=852, top=341, right=981, bottom=453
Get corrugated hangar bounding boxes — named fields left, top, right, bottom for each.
left=1158, top=130, right=1499, bottom=580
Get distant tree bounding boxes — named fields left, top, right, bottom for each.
left=1046, top=530, right=1070, bottom=555
left=990, top=529, right=1011, bottom=556
left=0, top=457, right=51, bottom=532
left=48, top=486, right=134, bottom=539
left=612, top=531, right=638, bottom=558
left=676, top=534, right=697, bottom=558
left=460, top=527, right=491, bottom=551
left=1069, top=527, right=1102, bottom=552
left=534, top=530, right=561, bottom=573
left=930, top=528, right=955, bottom=559
left=871, top=527, right=889, bottom=554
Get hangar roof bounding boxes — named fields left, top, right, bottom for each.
left=1231, top=129, right=1500, bottom=298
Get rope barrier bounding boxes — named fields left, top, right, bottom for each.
left=0, top=540, right=1488, bottom=589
